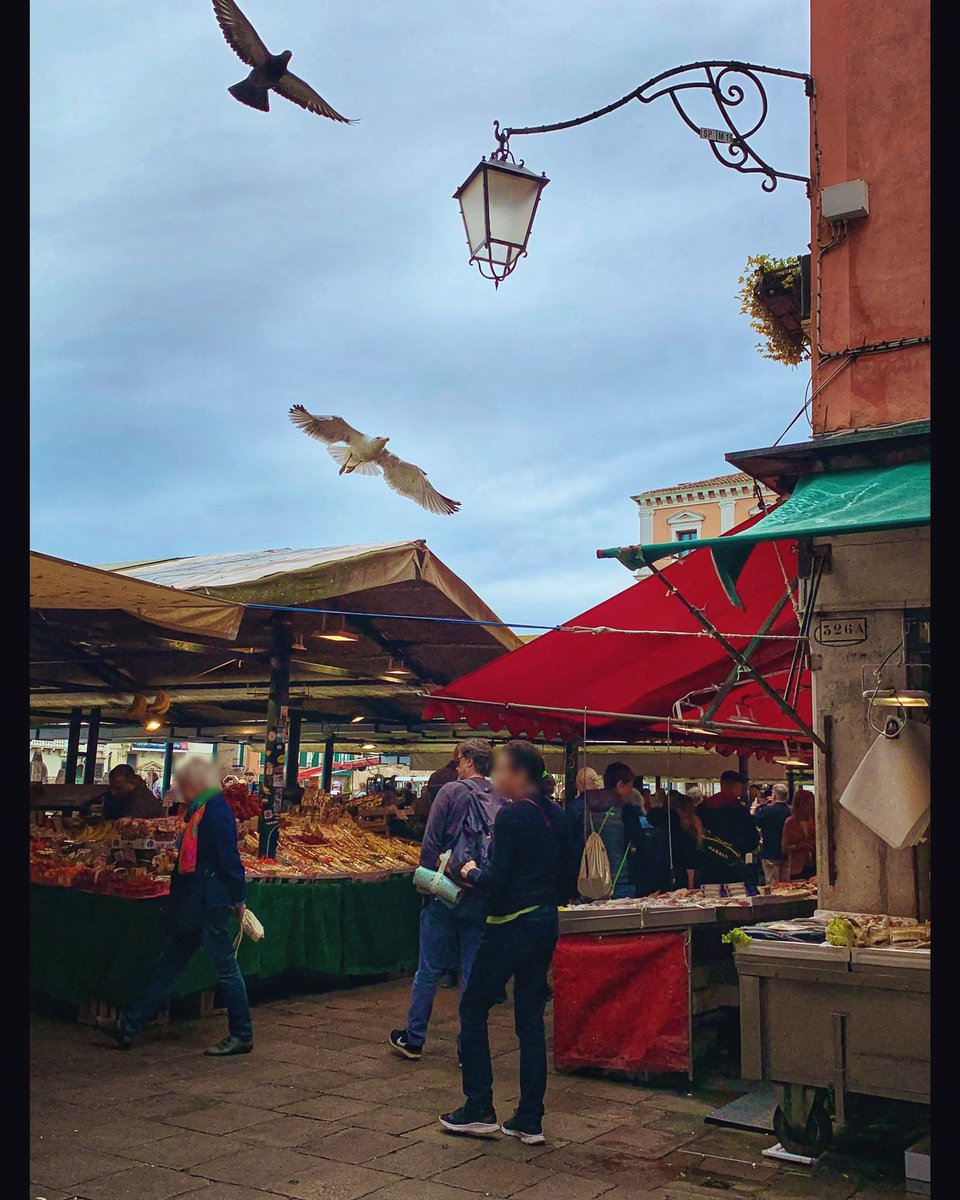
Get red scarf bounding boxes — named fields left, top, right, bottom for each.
left=177, top=788, right=217, bottom=874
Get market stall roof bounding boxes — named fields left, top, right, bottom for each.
left=31, top=541, right=521, bottom=740
left=597, top=462, right=930, bottom=575
left=30, top=551, right=244, bottom=641
left=424, top=535, right=811, bottom=759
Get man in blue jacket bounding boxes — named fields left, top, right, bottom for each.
left=390, top=738, right=502, bottom=1061
left=96, top=757, right=253, bottom=1056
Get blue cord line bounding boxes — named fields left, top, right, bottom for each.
left=243, top=602, right=561, bottom=632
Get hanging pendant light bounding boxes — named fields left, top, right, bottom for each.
left=454, top=124, right=549, bottom=287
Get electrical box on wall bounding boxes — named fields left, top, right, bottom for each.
left=822, top=179, right=869, bottom=222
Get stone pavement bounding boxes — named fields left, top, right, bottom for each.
left=31, top=978, right=910, bottom=1200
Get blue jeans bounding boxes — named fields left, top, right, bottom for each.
left=459, top=905, right=559, bottom=1123
left=406, top=897, right=485, bottom=1047
left=119, top=907, right=252, bottom=1042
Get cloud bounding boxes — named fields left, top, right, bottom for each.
left=31, top=0, right=810, bottom=626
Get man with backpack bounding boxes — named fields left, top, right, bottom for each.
left=390, top=739, right=502, bottom=1061
left=567, top=762, right=640, bottom=901
left=696, top=771, right=761, bottom=887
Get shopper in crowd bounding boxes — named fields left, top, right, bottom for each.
left=671, top=791, right=705, bottom=887
left=96, top=757, right=253, bottom=1055
left=150, top=771, right=164, bottom=802
left=102, top=764, right=163, bottom=820
left=685, top=783, right=703, bottom=804
left=390, top=739, right=502, bottom=1061
left=440, top=739, right=575, bottom=1144
left=782, top=789, right=817, bottom=880
left=640, top=788, right=701, bottom=891
left=695, top=770, right=760, bottom=887
left=748, top=783, right=764, bottom=814
left=244, top=771, right=258, bottom=794
left=30, top=750, right=49, bottom=784
left=427, top=757, right=458, bottom=804
left=574, top=766, right=603, bottom=795
left=413, top=782, right=433, bottom=816
left=567, top=761, right=640, bottom=900
left=755, top=782, right=791, bottom=883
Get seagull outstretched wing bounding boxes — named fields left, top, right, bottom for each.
left=289, top=406, right=362, bottom=445
left=380, top=451, right=461, bottom=516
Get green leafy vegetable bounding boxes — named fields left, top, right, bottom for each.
left=826, top=917, right=856, bottom=947
left=722, top=927, right=752, bottom=947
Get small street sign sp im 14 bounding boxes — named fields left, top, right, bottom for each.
left=698, top=127, right=737, bottom=143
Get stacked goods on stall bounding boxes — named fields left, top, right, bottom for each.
left=561, top=878, right=818, bottom=916
left=726, top=910, right=931, bottom=949
left=239, top=812, right=420, bottom=879
left=30, top=815, right=181, bottom=897
left=30, top=793, right=420, bottom=894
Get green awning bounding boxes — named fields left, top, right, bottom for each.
left=598, top=461, right=930, bottom=602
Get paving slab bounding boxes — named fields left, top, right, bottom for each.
left=30, top=976, right=908, bottom=1200
left=432, top=1155, right=556, bottom=1197
left=77, top=1163, right=210, bottom=1199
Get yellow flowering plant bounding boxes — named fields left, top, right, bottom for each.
left=737, top=253, right=810, bottom=367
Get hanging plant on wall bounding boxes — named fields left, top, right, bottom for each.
left=738, top=253, right=810, bottom=367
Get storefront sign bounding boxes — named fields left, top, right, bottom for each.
left=814, top=616, right=869, bottom=646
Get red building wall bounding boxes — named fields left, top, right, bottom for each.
left=810, top=1, right=929, bottom=433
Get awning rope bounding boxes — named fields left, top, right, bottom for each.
left=243, top=603, right=802, bottom=641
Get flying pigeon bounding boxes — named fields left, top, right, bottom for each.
left=289, top=407, right=461, bottom=516
left=212, top=0, right=352, bottom=122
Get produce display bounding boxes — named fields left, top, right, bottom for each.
left=560, top=878, right=818, bottom=914
left=30, top=816, right=181, bottom=897
left=727, top=909, right=931, bottom=950
left=240, top=813, right=420, bottom=879
left=30, top=801, right=420, bottom=896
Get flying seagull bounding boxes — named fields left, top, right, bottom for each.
left=289, top=406, right=461, bottom=516
left=212, top=0, right=352, bottom=122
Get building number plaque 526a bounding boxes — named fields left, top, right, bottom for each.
left=815, top=617, right=868, bottom=646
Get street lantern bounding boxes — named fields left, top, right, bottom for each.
left=456, top=64, right=811, bottom=282
left=453, top=129, right=548, bottom=287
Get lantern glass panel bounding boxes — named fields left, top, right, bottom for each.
left=458, top=168, right=488, bottom=256
left=485, top=164, right=543, bottom=251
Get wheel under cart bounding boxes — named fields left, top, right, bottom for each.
left=734, top=941, right=930, bottom=1155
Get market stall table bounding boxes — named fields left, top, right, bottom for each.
left=733, top=911, right=931, bottom=1155
left=553, top=889, right=818, bottom=1081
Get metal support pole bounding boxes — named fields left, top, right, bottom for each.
left=563, top=740, right=579, bottom=806
left=285, top=706, right=304, bottom=792
left=321, top=732, right=334, bottom=792
left=64, top=708, right=83, bottom=785
left=161, top=737, right=174, bottom=795
left=82, top=707, right=101, bottom=784
left=258, top=615, right=292, bottom=857
left=787, top=768, right=796, bottom=801
left=643, top=558, right=825, bottom=751
left=738, top=754, right=749, bottom=796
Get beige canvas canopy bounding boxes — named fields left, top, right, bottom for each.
left=30, top=551, right=243, bottom=641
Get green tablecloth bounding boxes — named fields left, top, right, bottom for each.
left=30, top=876, right=419, bottom=1009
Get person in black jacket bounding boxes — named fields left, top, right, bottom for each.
left=696, top=771, right=761, bottom=886
left=96, top=757, right=253, bottom=1056
left=440, top=740, right=576, bottom=1146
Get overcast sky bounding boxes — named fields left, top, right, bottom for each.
left=31, top=1, right=810, bottom=627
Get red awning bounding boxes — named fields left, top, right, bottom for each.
left=423, top=535, right=811, bottom=761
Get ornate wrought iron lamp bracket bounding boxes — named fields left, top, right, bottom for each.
left=496, top=60, right=813, bottom=192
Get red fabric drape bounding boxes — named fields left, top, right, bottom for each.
left=552, top=931, right=690, bottom=1075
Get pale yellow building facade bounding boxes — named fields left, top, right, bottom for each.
left=631, top=471, right=777, bottom=576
